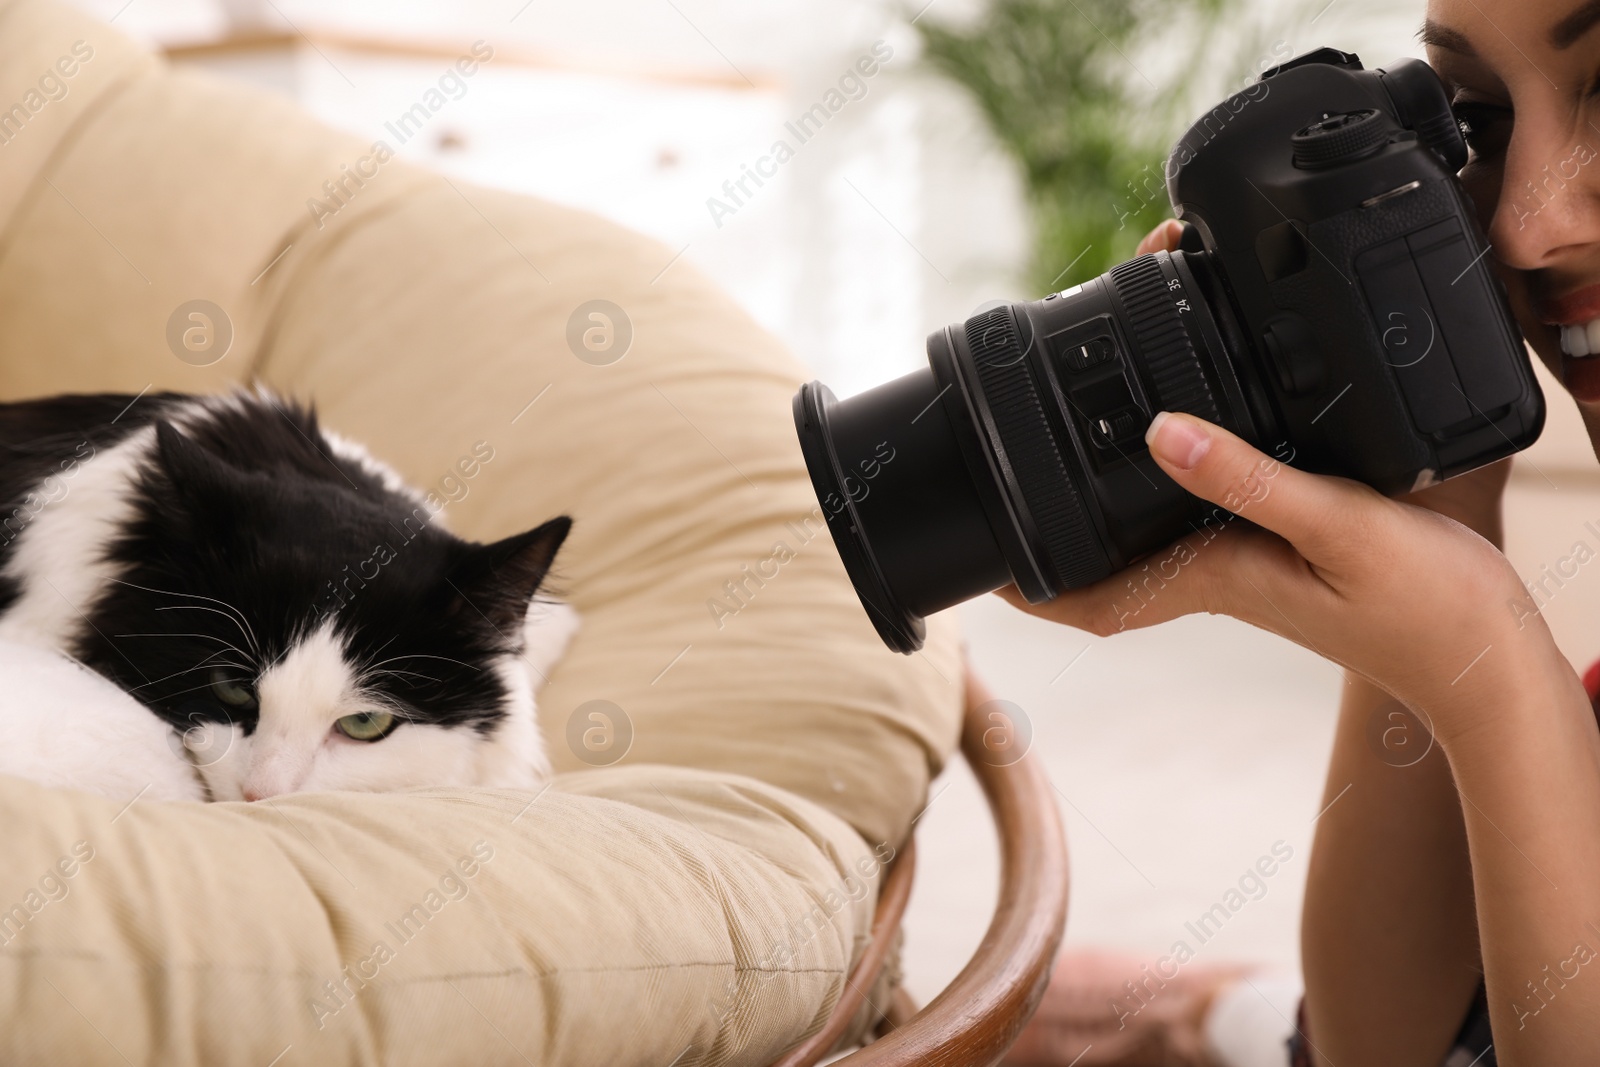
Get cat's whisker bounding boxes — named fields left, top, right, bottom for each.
left=115, top=632, right=255, bottom=664
left=149, top=603, right=261, bottom=658
left=128, top=665, right=253, bottom=696
left=127, top=650, right=252, bottom=693
left=357, top=641, right=441, bottom=682
left=361, top=667, right=443, bottom=688
left=109, top=578, right=259, bottom=645
left=377, top=668, right=440, bottom=682
left=365, top=653, right=480, bottom=673
left=360, top=698, right=419, bottom=724
left=112, top=578, right=261, bottom=656
left=154, top=675, right=258, bottom=706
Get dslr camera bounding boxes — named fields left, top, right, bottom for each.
left=794, top=47, right=1544, bottom=653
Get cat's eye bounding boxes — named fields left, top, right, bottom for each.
left=208, top=668, right=258, bottom=711
left=335, top=710, right=397, bottom=742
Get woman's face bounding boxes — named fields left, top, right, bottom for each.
left=1427, top=0, right=1600, bottom=445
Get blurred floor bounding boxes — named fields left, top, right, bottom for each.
left=904, top=600, right=1339, bottom=1004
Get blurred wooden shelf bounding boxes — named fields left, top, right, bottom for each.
left=161, top=28, right=777, bottom=91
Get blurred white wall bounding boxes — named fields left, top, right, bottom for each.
left=77, top=0, right=1030, bottom=400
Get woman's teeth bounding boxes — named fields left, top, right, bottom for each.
left=1561, top=319, right=1600, bottom=357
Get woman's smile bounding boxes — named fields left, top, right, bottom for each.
left=1534, top=280, right=1600, bottom=399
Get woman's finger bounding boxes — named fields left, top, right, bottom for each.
left=995, top=518, right=1300, bottom=637
left=1135, top=219, right=1186, bottom=257
left=995, top=412, right=1383, bottom=636
left=1144, top=412, right=1380, bottom=565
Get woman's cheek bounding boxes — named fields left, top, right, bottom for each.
left=1463, top=161, right=1560, bottom=373
left=1492, top=263, right=1559, bottom=377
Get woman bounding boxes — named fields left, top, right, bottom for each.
left=1007, top=1, right=1600, bottom=1064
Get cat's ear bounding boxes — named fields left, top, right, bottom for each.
left=446, top=517, right=572, bottom=631
left=153, top=421, right=240, bottom=508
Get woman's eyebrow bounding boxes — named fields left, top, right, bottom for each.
left=1419, top=19, right=1477, bottom=57
left=1552, top=0, right=1600, bottom=49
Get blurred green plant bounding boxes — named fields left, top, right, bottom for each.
left=916, top=0, right=1270, bottom=293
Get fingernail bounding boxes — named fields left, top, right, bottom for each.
left=1145, top=412, right=1211, bottom=470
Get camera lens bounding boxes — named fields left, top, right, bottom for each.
left=796, top=249, right=1261, bottom=652
left=794, top=372, right=1011, bottom=653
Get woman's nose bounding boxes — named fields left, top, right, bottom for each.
left=1487, top=131, right=1600, bottom=272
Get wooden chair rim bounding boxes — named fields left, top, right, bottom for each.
left=771, top=665, right=1070, bottom=1067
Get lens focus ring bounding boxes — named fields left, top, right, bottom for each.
left=1108, top=256, right=1221, bottom=423
left=963, top=308, right=1110, bottom=589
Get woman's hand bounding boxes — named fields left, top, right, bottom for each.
left=1134, top=219, right=1186, bottom=258
left=1136, top=219, right=1514, bottom=547
left=997, top=413, right=1538, bottom=736
left=1403, top=459, right=1511, bottom=548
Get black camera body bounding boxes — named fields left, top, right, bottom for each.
left=1170, top=47, right=1539, bottom=490
left=795, top=48, right=1545, bottom=653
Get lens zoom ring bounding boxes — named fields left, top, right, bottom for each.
left=1109, top=256, right=1220, bottom=422
left=964, top=309, right=1109, bottom=588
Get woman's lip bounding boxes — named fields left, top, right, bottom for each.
left=1562, top=352, right=1600, bottom=403
left=1539, top=283, right=1600, bottom=325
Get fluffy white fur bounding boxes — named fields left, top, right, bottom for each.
left=0, top=638, right=203, bottom=802
left=0, top=429, right=150, bottom=650
left=320, top=428, right=432, bottom=509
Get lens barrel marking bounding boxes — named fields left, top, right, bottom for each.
left=963, top=307, right=1111, bottom=589
left=1108, top=255, right=1222, bottom=424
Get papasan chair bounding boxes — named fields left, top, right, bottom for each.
left=0, top=2, right=1067, bottom=1064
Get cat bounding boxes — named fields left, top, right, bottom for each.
left=0, top=388, right=575, bottom=803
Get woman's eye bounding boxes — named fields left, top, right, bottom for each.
left=335, top=710, right=397, bottom=742
left=208, top=667, right=258, bottom=711
left=1452, top=101, right=1513, bottom=159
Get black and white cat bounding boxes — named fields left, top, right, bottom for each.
left=0, top=389, right=575, bottom=803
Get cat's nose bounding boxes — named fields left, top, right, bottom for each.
left=240, top=776, right=291, bottom=802
left=241, top=749, right=309, bottom=800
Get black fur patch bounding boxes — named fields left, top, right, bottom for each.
left=0, top=391, right=569, bottom=738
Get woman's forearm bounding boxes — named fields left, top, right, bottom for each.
left=1302, top=672, right=1483, bottom=1066
left=1434, top=640, right=1600, bottom=1065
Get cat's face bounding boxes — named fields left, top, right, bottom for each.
left=175, top=618, right=550, bottom=802
left=76, top=421, right=569, bottom=801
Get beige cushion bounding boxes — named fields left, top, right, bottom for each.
left=0, top=2, right=963, bottom=1064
